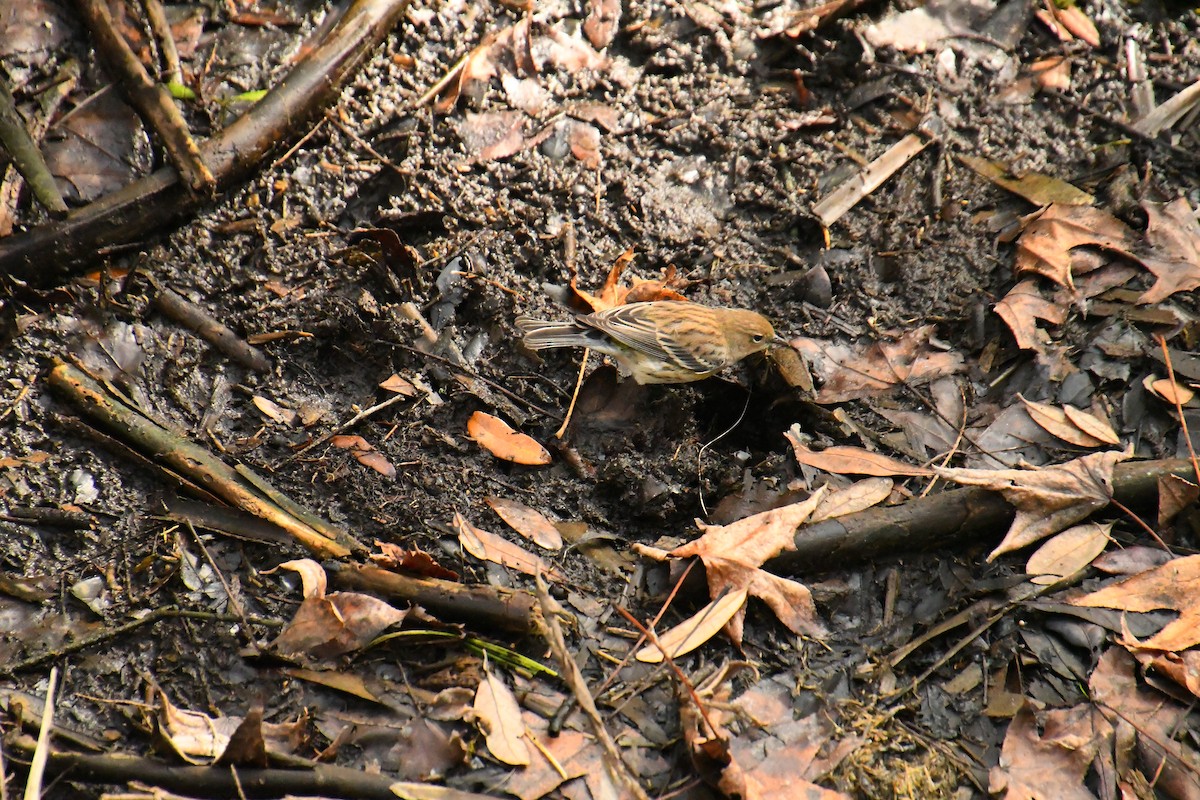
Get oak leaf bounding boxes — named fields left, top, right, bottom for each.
left=935, top=448, right=1131, bottom=560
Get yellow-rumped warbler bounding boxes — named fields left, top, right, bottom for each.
left=516, top=301, right=782, bottom=384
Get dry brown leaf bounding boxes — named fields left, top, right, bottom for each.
left=1092, top=545, right=1173, bottom=576
left=379, top=374, right=417, bottom=396
left=1030, top=55, right=1072, bottom=91
left=1071, top=554, right=1200, bottom=651
left=790, top=326, right=965, bottom=403
left=1088, top=649, right=1200, bottom=798
left=1159, top=474, right=1200, bottom=530
left=994, top=279, right=1067, bottom=352
left=456, top=110, right=539, bottom=162
left=473, top=668, right=530, bottom=766
left=466, top=411, right=552, bottom=466
left=453, top=512, right=564, bottom=581
left=1026, top=521, right=1112, bottom=584
left=1015, top=204, right=1136, bottom=290
left=564, top=119, right=601, bottom=168
left=566, top=250, right=688, bottom=314
left=639, top=492, right=828, bottom=644
left=786, top=429, right=933, bottom=477
left=583, top=0, right=620, bottom=49
left=252, top=395, right=297, bottom=426
left=372, top=541, right=460, bottom=581
left=269, top=559, right=408, bottom=658
left=1018, top=395, right=1107, bottom=448
left=935, top=448, right=1131, bottom=560
left=810, top=478, right=894, bottom=523
left=635, top=589, right=749, bottom=663
left=1137, top=198, right=1200, bottom=303
left=1052, top=3, right=1100, bottom=47
left=988, top=704, right=1111, bottom=800
left=330, top=434, right=396, bottom=478
left=1061, top=404, right=1120, bottom=445
left=486, top=496, right=563, bottom=550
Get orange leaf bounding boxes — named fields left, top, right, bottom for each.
left=466, top=412, right=551, bottom=466
left=453, top=513, right=564, bottom=581
left=486, top=497, right=563, bottom=550
left=330, top=434, right=396, bottom=478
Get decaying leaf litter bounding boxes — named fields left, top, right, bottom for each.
left=2, top=0, right=1200, bottom=798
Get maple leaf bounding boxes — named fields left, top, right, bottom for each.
left=641, top=491, right=829, bottom=645
left=994, top=279, right=1066, bottom=352
left=1071, top=553, right=1200, bottom=652
left=1015, top=204, right=1137, bottom=290
left=1136, top=198, right=1200, bottom=304
left=935, top=448, right=1131, bottom=561
left=1015, top=205, right=1133, bottom=288
left=989, top=704, right=1111, bottom=800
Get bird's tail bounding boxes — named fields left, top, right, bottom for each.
left=515, top=317, right=604, bottom=350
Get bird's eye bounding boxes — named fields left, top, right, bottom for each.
left=752, top=333, right=765, bottom=343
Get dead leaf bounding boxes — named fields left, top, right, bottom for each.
left=1018, top=395, right=1108, bottom=448
left=1137, top=198, right=1200, bottom=303
left=935, top=448, right=1131, bottom=560
left=1143, top=375, right=1195, bottom=406
left=960, top=156, right=1094, bottom=207
left=1029, top=55, right=1072, bottom=91
left=1092, top=545, right=1173, bottom=576
left=786, top=434, right=933, bottom=478
left=988, top=704, right=1111, bottom=800
left=1015, top=204, right=1136, bottom=290
left=994, top=279, right=1067, bottom=352
left=485, top=497, right=563, bottom=550
left=372, top=541, right=460, bottom=581
left=453, top=513, right=564, bottom=581
left=1061, top=405, right=1120, bottom=445
left=1051, top=2, right=1100, bottom=47
left=252, top=395, right=298, bottom=426
left=269, top=559, right=408, bottom=658
left=1158, top=474, right=1200, bottom=530
left=1088, top=648, right=1200, bottom=798
left=582, top=0, right=620, bottom=49
left=153, top=690, right=304, bottom=767
left=1071, top=554, right=1200, bottom=651
left=379, top=374, right=417, bottom=396
left=330, top=434, right=396, bottom=478
left=1026, top=521, right=1112, bottom=584
left=466, top=411, right=552, bottom=466
left=635, top=589, right=749, bottom=663
left=638, top=492, right=828, bottom=644
left=810, top=478, right=894, bottom=523
left=473, top=668, right=530, bottom=766
left=455, top=110, right=538, bottom=162
left=790, top=326, right=965, bottom=403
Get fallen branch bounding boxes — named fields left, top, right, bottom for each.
left=47, top=359, right=366, bottom=558
left=153, top=287, right=271, bottom=372
left=771, top=458, right=1195, bottom=573
left=329, top=563, right=540, bottom=633
left=3, top=734, right=406, bottom=800
left=73, top=0, right=214, bottom=193
left=0, top=0, right=411, bottom=287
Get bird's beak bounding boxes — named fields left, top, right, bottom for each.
left=772, top=335, right=790, bottom=348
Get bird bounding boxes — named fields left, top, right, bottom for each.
left=516, top=301, right=783, bottom=384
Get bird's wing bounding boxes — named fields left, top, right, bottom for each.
left=585, top=303, right=723, bottom=373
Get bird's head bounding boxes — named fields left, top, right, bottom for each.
left=723, top=309, right=781, bottom=360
